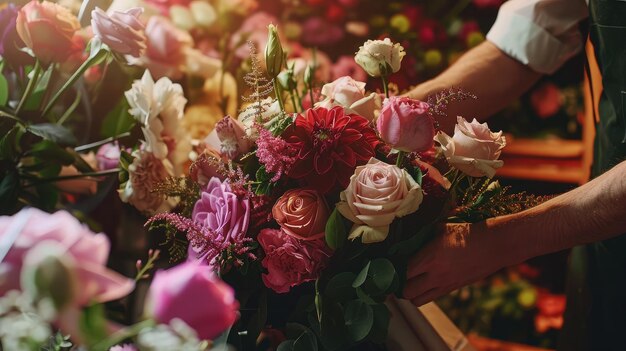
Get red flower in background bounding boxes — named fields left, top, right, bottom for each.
left=535, top=290, right=566, bottom=333
left=283, top=107, right=379, bottom=194
left=418, top=19, right=447, bottom=48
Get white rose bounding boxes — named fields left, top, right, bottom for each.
left=315, top=76, right=380, bottom=121
left=355, top=38, right=406, bottom=77
left=337, top=158, right=423, bottom=243
left=435, top=117, right=506, bottom=178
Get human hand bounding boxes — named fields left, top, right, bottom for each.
left=403, top=222, right=520, bottom=306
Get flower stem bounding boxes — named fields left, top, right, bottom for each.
left=273, top=79, right=285, bottom=112
left=23, top=168, right=121, bottom=188
left=91, top=319, right=156, bottom=351
left=15, top=60, right=42, bottom=116
left=381, top=74, right=390, bottom=99
left=395, top=150, right=406, bottom=168
left=42, top=48, right=108, bottom=118
left=0, top=110, right=24, bottom=125
left=74, top=132, right=130, bottom=152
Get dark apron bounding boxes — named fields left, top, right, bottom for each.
left=558, top=1, right=626, bottom=349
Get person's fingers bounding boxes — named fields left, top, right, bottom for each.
left=403, top=273, right=441, bottom=301
left=410, top=287, right=440, bottom=307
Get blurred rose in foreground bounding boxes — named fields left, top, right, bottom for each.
left=145, top=261, right=239, bottom=340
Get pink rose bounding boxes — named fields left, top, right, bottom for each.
left=145, top=261, right=238, bottom=340
left=435, top=117, right=506, bottom=178
left=337, top=158, right=423, bottom=243
left=258, top=228, right=331, bottom=293
left=301, top=17, right=344, bottom=46
left=377, top=97, right=436, bottom=153
left=91, top=7, right=146, bottom=57
left=272, top=189, right=330, bottom=241
left=0, top=208, right=134, bottom=305
left=190, top=178, right=250, bottom=263
left=231, top=12, right=278, bottom=60
left=315, top=76, right=380, bottom=121
left=131, top=16, right=193, bottom=79
left=331, top=56, right=367, bottom=82
left=16, top=0, right=81, bottom=64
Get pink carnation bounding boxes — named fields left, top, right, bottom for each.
left=258, top=228, right=331, bottom=293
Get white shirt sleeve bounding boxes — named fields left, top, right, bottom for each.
left=486, top=0, right=589, bottom=74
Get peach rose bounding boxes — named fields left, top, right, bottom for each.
left=337, top=158, right=423, bottom=243
left=435, top=117, right=506, bottom=178
left=16, top=0, right=81, bottom=65
left=272, top=189, right=330, bottom=241
left=315, top=76, right=380, bottom=121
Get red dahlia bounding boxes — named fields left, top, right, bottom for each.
left=282, top=106, right=379, bottom=193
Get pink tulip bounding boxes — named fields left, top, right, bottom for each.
left=145, top=262, right=239, bottom=340
left=0, top=208, right=134, bottom=305
left=377, top=97, right=435, bottom=153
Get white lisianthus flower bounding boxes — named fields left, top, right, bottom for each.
left=435, top=117, right=506, bottom=178
left=125, top=70, right=190, bottom=175
left=237, top=97, right=282, bottom=140
left=137, top=319, right=206, bottom=351
left=355, top=38, right=406, bottom=77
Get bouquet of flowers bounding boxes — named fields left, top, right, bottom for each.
left=135, top=28, right=547, bottom=350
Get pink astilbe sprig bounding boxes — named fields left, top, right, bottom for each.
left=256, top=127, right=298, bottom=182
left=146, top=213, right=256, bottom=271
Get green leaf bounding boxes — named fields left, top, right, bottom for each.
left=388, top=222, right=437, bottom=256
left=0, top=72, right=8, bottom=107
left=79, top=304, right=108, bottom=348
left=283, top=324, right=318, bottom=351
left=412, top=166, right=423, bottom=186
left=35, top=183, right=58, bottom=212
left=368, top=258, right=396, bottom=293
left=100, top=99, right=135, bottom=138
left=27, top=123, right=77, bottom=145
left=0, top=126, right=24, bottom=160
left=352, top=261, right=371, bottom=288
left=277, top=340, right=296, bottom=351
left=344, top=300, right=374, bottom=342
left=325, top=208, right=347, bottom=250
left=66, top=148, right=95, bottom=173
left=0, top=172, right=19, bottom=215
left=319, top=302, right=349, bottom=351
left=246, top=291, right=268, bottom=348
left=28, top=140, right=75, bottom=165
left=325, top=272, right=357, bottom=301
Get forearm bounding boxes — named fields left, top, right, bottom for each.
left=408, top=41, right=542, bottom=133
left=488, top=161, right=626, bottom=265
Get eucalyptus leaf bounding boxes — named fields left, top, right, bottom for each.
left=368, top=258, right=396, bottom=294
left=369, top=304, right=390, bottom=343
left=325, top=272, right=357, bottom=301
left=325, top=208, right=347, bottom=250
left=0, top=73, right=8, bottom=107
left=352, top=261, right=370, bottom=288
left=28, top=140, right=75, bottom=165
left=0, top=126, right=24, bottom=160
left=344, top=300, right=374, bottom=342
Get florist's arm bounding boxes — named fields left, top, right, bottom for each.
left=407, top=0, right=588, bottom=133
left=404, top=160, right=626, bottom=306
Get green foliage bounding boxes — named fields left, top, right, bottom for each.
left=42, top=332, right=72, bottom=351
left=26, top=123, right=77, bottom=146
left=79, top=304, right=108, bottom=349
left=152, top=176, right=200, bottom=217
left=254, top=165, right=275, bottom=195
left=100, top=98, right=135, bottom=138
left=325, top=208, right=348, bottom=250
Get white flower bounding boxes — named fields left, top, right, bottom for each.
left=315, top=76, right=380, bottom=121
left=125, top=70, right=190, bottom=175
left=355, top=38, right=406, bottom=77
left=237, top=97, right=282, bottom=140
left=435, top=117, right=506, bottom=178
left=137, top=319, right=206, bottom=351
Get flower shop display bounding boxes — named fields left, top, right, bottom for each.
left=0, top=0, right=565, bottom=350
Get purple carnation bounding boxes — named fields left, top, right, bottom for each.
left=189, top=177, right=250, bottom=265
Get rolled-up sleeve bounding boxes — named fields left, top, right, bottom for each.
left=486, top=0, right=588, bottom=74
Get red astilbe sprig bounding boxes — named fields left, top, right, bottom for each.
left=145, top=213, right=256, bottom=271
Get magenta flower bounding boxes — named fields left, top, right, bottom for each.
left=258, top=228, right=331, bottom=293
left=189, top=178, right=251, bottom=264
left=146, top=261, right=239, bottom=340
left=255, top=127, right=298, bottom=182
left=91, top=7, right=146, bottom=57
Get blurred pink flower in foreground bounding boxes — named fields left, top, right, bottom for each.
left=91, top=7, right=146, bottom=57
left=146, top=261, right=239, bottom=339
left=0, top=208, right=134, bottom=306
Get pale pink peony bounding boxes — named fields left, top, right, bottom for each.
left=91, top=7, right=146, bottom=57
left=316, top=76, right=380, bottom=121
left=0, top=208, right=134, bottom=305
left=272, top=189, right=330, bottom=241
left=145, top=261, right=239, bottom=340
left=435, top=117, right=506, bottom=178
left=258, top=228, right=331, bottom=293
left=15, top=0, right=81, bottom=64
left=337, top=158, right=423, bottom=243
left=377, top=97, right=435, bottom=153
